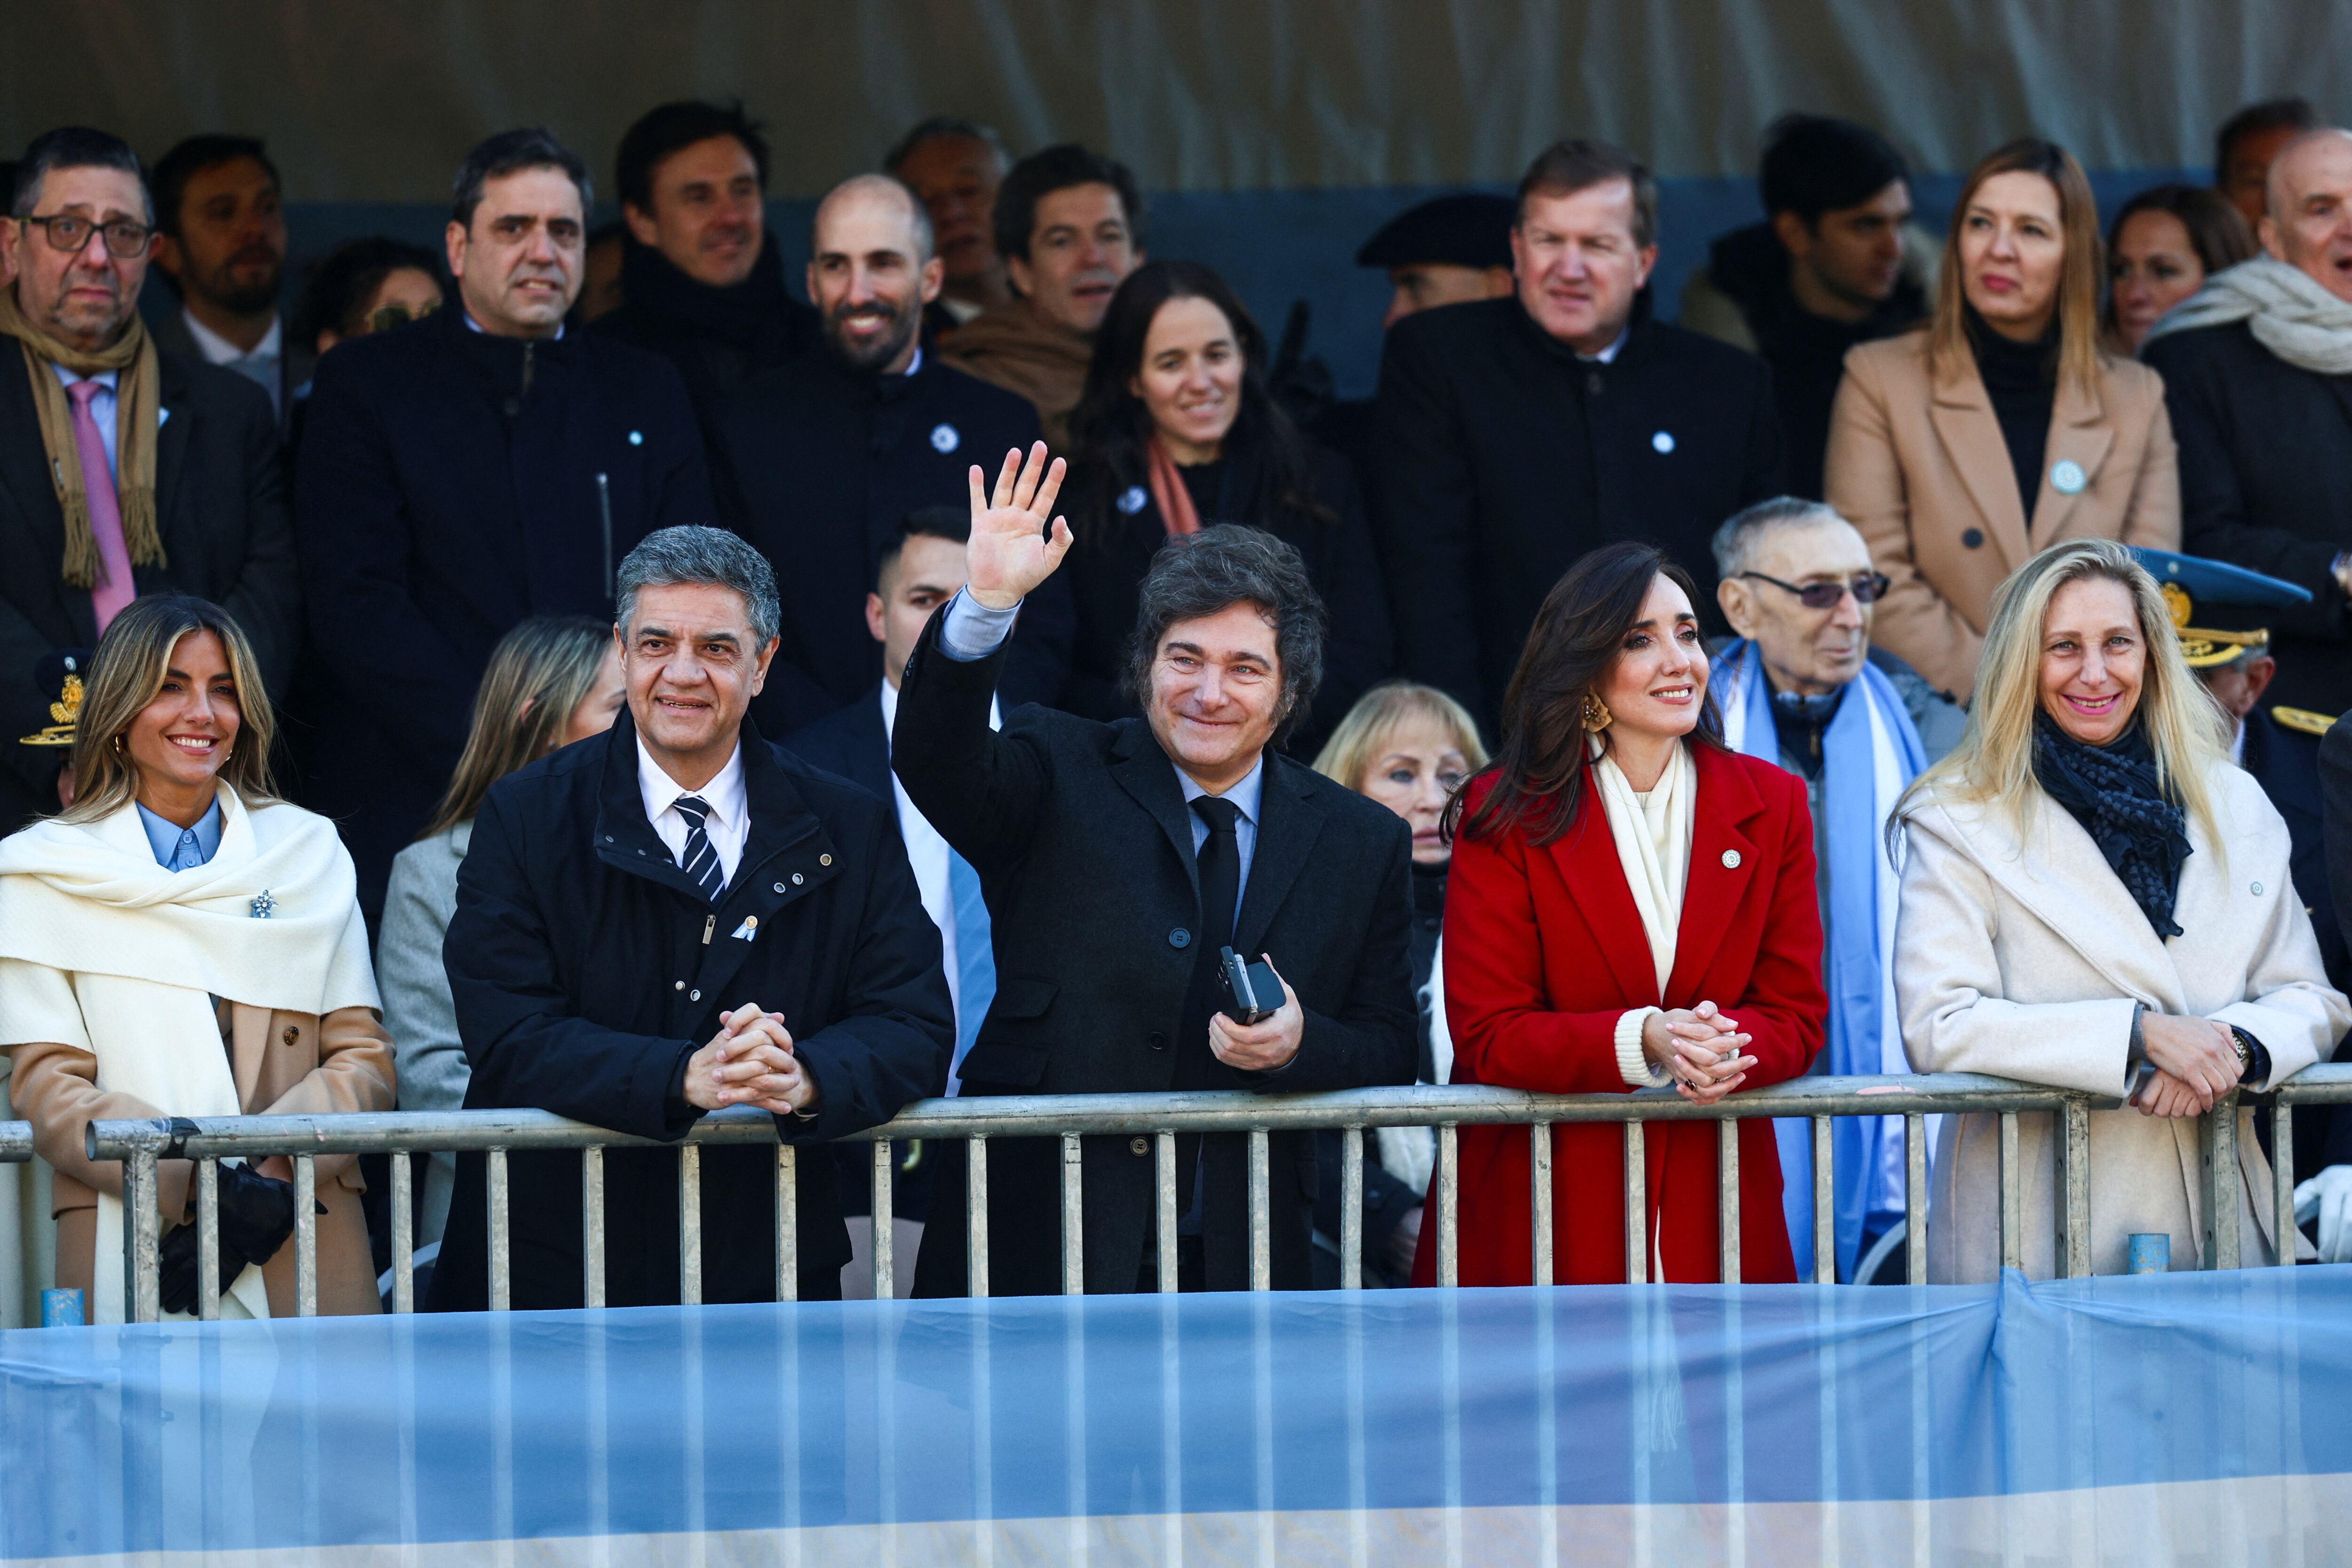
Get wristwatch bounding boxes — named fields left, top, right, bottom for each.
left=2228, top=1025, right=2259, bottom=1082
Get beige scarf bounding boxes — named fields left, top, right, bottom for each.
left=0, top=283, right=166, bottom=588
left=1591, top=739, right=1695, bottom=996
left=0, top=788, right=379, bottom=1322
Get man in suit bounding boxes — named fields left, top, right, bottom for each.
left=897, top=444, right=1416, bottom=1296
left=147, top=135, right=314, bottom=429
left=716, top=174, right=1066, bottom=733
left=431, top=525, right=953, bottom=1311
left=0, top=126, right=298, bottom=830
left=1371, top=139, right=1785, bottom=734
left=296, top=128, right=712, bottom=924
left=788, top=506, right=998, bottom=1294
left=2144, top=128, right=2352, bottom=716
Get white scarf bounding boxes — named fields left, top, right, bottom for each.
left=2142, top=254, right=2352, bottom=374
left=0, top=788, right=379, bottom=1322
left=1591, top=740, right=1694, bottom=997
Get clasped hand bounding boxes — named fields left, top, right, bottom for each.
left=683, top=1003, right=818, bottom=1117
left=1210, top=958, right=1305, bottom=1072
left=2131, top=1013, right=2241, bottom=1118
left=1641, top=1002, right=1756, bottom=1104
left=965, top=442, right=1074, bottom=610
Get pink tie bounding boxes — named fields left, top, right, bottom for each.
left=66, top=379, right=137, bottom=632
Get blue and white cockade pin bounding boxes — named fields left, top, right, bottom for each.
left=1651, top=430, right=1676, bottom=454
left=1117, top=485, right=1149, bottom=515
left=930, top=422, right=961, bottom=453
left=248, top=889, right=276, bottom=919
left=2050, top=459, right=2087, bottom=495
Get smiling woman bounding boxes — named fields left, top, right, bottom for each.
left=1419, top=541, right=1828, bottom=1286
left=0, top=596, right=394, bottom=1323
left=1891, top=539, right=2349, bottom=1280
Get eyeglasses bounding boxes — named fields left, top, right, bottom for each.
left=1737, top=570, right=1891, bottom=610
left=19, top=212, right=155, bottom=259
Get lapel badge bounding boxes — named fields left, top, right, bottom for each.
left=1721, top=850, right=1741, bottom=870
left=2050, top=459, right=2087, bottom=495
left=249, top=889, right=276, bottom=919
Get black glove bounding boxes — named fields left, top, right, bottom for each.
left=157, top=1164, right=301, bottom=1316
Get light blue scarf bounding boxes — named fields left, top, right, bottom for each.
left=1717, top=640, right=1928, bottom=1281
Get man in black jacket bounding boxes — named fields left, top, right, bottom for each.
left=295, top=128, right=712, bottom=922
left=897, top=445, right=1416, bottom=1296
left=592, top=101, right=818, bottom=460
left=431, top=526, right=953, bottom=1310
left=2144, top=127, right=2352, bottom=716
left=717, top=174, right=1068, bottom=732
left=1371, top=139, right=1785, bottom=732
left=0, top=127, right=297, bottom=829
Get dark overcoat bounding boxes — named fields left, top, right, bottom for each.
left=0, top=351, right=298, bottom=830
left=1368, top=299, right=1784, bottom=731
left=2143, top=322, right=2352, bottom=715
left=428, top=706, right=954, bottom=1310
left=890, top=610, right=1417, bottom=1296
left=293, top=304, right=713, bottom=920
left=715, top=348, right=1070, bottom=733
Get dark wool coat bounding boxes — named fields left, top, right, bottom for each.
left=715, top=347, right=1071, bottom=733
left=0, top=351, right=298, bottom=832
left=2143, top=321, right=2352, bottom=715
left=1369, top=299, right=1784, bottom=732
left=428, top=707, right=953, bottom=1310
left=890, top=610, right=1416, bottom=1296
left=293, top=304, right=712, bottom=921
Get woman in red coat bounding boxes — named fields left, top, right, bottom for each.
left=1413, top=542, right=1828, bottom=1286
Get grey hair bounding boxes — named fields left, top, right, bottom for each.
left=813, top=172, right=936, bottom=266
left=1125, top=526, right=1326, bottom=742
left=615, top=526, right=781, bottom=647
left=1710, top=495, right=1850, bottom=580
left=884, top=116, right=1014, bottom=179
left=13, top=126, right=151, bottom=224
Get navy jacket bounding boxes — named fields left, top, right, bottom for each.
left=429, top=706, right=953, bottom=1309
left=715, top=348, right=1071, bottom=733
left=0, top=351, right=297, bottom=832
left=294, top=306, right=713, bottom=920
left=1370, top=300, right=1784, bottom=731
left=890, top=610, right=1416, bottom=1295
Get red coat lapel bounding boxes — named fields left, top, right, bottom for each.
left=1666, top=745, right=1767, bottom=1005
left=1542, top=765, right=1664, bottom=1008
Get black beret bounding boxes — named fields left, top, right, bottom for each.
left=1356, top=193, right=1517, bottom=271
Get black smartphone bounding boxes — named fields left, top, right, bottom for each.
left=1217, top=946, right=1282, bottom=1025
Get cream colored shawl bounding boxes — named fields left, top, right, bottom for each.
left=1591, top=740, right=1695, bottom=996
left=0, top=788, right=379, bottom=1322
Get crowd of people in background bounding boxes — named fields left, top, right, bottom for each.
left=3, top=87, right=2352, bottom=1321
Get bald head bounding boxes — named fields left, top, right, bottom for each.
left=808, top=173, right=942, bottom=373
left=2263, top=128, right=2352, bottom=303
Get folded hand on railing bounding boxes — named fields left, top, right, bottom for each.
left=683, top=1004, right=817, bottom=1117
left=1642, top=1002, right=1756, bottom=1104
left=158, top=1163, right=298, bottom=1315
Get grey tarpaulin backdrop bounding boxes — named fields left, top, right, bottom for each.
left=0, top=0, right=2341, bottom=391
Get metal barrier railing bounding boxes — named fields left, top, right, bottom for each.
left=82, top=1064, right=2352, bottom=1323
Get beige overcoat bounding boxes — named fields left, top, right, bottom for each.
left=1895, top=763, right=2347, bottom=1282
left=1825, top=330, right=2179, bottom=701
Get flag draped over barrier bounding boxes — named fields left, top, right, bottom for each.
left=3, top=1269, right=2348, bottom=1564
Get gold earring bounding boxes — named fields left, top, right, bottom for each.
left=1581, top=690, right=1613, bottom=733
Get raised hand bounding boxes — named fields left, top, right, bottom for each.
left=966, top=442, right=1073, bottom=610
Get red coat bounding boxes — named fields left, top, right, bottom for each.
left=1414, top=744, right=1826, bottom=1286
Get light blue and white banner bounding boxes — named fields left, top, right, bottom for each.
left=3, top=1269, right=2347, bottom=1564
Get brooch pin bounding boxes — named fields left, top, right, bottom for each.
left=249, top=889, right=276, bottom=920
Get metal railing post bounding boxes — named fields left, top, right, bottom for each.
left=678, top=1144, right=703, bottom=1306
left=1810, top=1116, right=1833, bottom=1286
left=2058, top=1098, right=2092, bottom=1278
left=966, top=1137, right=990, bottom=1299
left=871, top=1138, right=895, bottom=1301
left=1622, top=1120, right=1647, bottom=1285
left=1247, top=1129, right=1271, bottom=1292
left=1059, top=1132, right=1084, bottom=1296
left=125, top=1145, right=162, bottom=1324
left=1436, top=1123, right=1458, bottom=1288
left=487, top=1148, right=510, bottom=1312
left=1997, top=1112, right=2021, bottom=1274
left=775, top=1144, right=797, bottom=1303
left=196, top=1158, right=221, bottom=1321
left=2202, top=1093, right=2241, bottom=1272
left=1904, top=1113, right=1928, bottom=1284
left=294, top=1155, right=318, bottom=1318
left=2274, top=1094, right=2298, bottom=1268
left=390, top=1151, right=413, bottom=1315
left=1155, top=1132, right=1178, bottom=1294
left=1717, top=1118, right=1741, bottom=1286
left=1529, top=1122, right=1553, bottom=1288
left=1339, top=1127, right=1364, bottom=1291
left=582, top=1146, right=605, bottom=1309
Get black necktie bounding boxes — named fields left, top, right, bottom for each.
left=1176, top=795, right=1244, bottom=1091
left=672, top=794, right=726, bottom=903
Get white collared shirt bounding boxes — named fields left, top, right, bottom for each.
left=879, top=679, right=1000, bottom=1019
left=637, top=736, right=749, bottom=887
left=1580, top=322, right=1631, bottom=364
left=182, top=309, right=284, bottom=415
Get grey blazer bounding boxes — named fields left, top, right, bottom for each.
left=377, top=821, right=470, bottom=1247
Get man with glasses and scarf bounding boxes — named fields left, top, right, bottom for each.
left=1710, top=496, right=1960, bottom=1282
left=0, top=126, right=298, bottom=832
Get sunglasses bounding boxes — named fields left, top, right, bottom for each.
left=1737, top=571, right=1892, bottom=610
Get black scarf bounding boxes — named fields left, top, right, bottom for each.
left=617, top=230, right=799, bottom=359
left=2031, top=713, right=2192, bottom=938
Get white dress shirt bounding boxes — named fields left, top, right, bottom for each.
left=637, top=737, right=749, bottom=887
left=879, top=679, right=998, bottom=1019
left=182, top=309, right=285, bottom=417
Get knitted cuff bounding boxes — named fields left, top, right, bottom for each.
left=1615, top=1007, right=1667, bottom=1089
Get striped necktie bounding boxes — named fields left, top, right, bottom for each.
left=672, top=794, right=726, bottom=903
